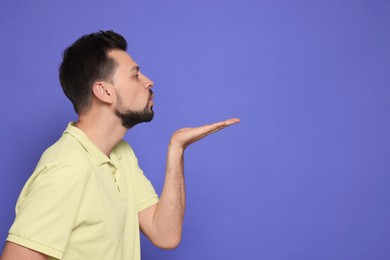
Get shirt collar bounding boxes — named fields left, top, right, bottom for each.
left=63, top=122, right=122, bottom=167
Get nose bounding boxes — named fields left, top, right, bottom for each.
left=142, top=73, right=154, bottom=89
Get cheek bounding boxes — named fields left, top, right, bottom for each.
left=122, top=87, right=148, bottom=108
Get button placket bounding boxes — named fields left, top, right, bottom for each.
left=112, top=166, right=121, bottom=192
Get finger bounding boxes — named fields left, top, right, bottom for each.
left=223, top=118, right=240, bottom=125
left=206, top=124, right=231, bottom=135
left=203, top=118, right=240, bottom=130
left=194, top=122, right=224, bottom=134
left=193, top=127, right=229, bottom=143
left=205, top=118, right=240, bottom=132
left=186, top=118, right=240, bottom=141
left=197, top=123, right=232, bottom=139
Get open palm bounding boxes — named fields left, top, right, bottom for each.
left=170, top=118, right=240, bottom=150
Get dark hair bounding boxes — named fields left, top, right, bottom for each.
left=59, top=30, right=127, bottom=114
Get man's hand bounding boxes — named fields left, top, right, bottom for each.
left=139, top=118, right=240, bottom=249
left=169, top=118, right=241, bottom=150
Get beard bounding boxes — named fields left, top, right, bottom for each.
left=115, top=92, right=154, bottom=129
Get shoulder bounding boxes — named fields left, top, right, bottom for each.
left=35, top=134, right=94, bottom=177
left=18, top=160, right=87, bottom=206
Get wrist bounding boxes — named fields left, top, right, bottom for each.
left=168, top=142, right=185, bottom=155
left=168, top=140, right=185, bottom=151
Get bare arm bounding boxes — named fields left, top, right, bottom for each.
left=1, top=242, right=48, bottom=260
left=139, top=118, right=240, bottom=249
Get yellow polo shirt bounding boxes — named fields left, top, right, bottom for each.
left=7, top=123, right=159, bottom=260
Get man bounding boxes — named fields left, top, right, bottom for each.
left=1, top=30, right=239, bottom=260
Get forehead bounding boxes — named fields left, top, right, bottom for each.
left=108, top=49, right=138, bottom=71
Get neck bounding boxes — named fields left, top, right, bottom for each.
left=75, top=108, right=127, bottom=156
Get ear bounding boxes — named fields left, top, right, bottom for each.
left=92, top=82, right=113, bottom=104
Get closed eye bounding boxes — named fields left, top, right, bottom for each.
left=130, top=66, right=140, bottom=79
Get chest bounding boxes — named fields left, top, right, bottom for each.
left=72, top=163, right=138, bottom=241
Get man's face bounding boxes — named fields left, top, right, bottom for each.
left=108, top=50, right=154, bottom=129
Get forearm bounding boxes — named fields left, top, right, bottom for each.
left=139, top=118, right=239, bottom=248
left=152, top=144, right=186, bottom=247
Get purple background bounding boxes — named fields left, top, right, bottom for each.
left=1, top=0, right=390, bottom=259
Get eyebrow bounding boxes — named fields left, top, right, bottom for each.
left=130, top=66, right=140, bottom=73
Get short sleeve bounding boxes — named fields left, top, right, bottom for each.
left=7, top=163, right=86, bottom=259
left=118, top=141, right=159, bottom=212
left=134, top=165, right=159, bottom=212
